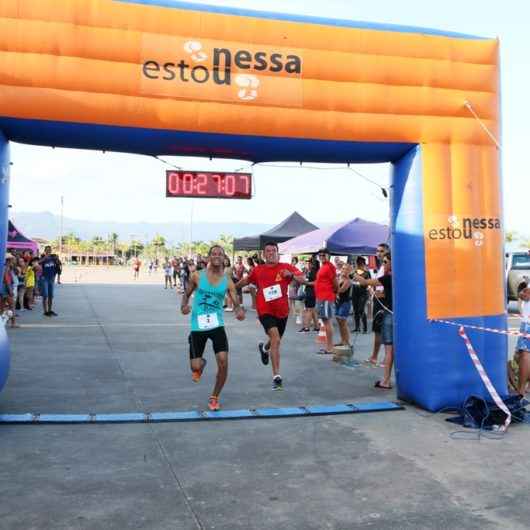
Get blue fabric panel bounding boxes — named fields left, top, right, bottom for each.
left=0, top=117, right=414, bottom=164
left=0, top=403, right=404, bottom=423
left=352, top=402, right=403, bottom=412
left=202, top=409, right=255, bottom=419
left=94, top=413, right=147, bottom=423
left=38, top=414, right=92, bottom=423
left=115, top=1, right=485, bottom=39
left=0, top=132, right=10, bottom=394
left=305, top=404, right=354, bottom=414
left=254, top=407, right=308, bottom=417
left=391, top=147, right=507, bottom=412
left=151, top=411, right=203, bottom=421
left=0, top=413, right=33, bottom=423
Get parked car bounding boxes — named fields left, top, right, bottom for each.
left=506, top=250, right=530, bottom=300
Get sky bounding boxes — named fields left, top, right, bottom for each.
left=9, top=0, right=529, bottom=235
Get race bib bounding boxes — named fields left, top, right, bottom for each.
left=197, top=313, right=219, bottom=330
left=263, top=284, right=282, bottom=302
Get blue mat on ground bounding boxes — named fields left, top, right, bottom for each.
left=0, top=401, right=403, bottom=424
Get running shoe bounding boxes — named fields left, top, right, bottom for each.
left=297, top=328, right=310, bottom=333
left=208, top=395, right=220, bottom=411
left=191, top=358, right=207, bottom=383
left=49, top=311, right=58, bottom=317
left=258, top=342, right=270, bottom=365
left=272, top=375, right=283, bottom=391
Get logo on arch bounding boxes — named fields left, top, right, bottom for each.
left=141, top=37, right=302, bottom=104
left=428, top=214, right=501, bottom=246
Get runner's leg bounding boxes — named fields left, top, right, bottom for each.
left=212, top=351, right=228, bottom=397
left=267, top=326, right=281, bottom=377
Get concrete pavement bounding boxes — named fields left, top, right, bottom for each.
left=0, top=268, right=528, bottom=529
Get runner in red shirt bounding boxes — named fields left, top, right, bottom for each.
left=236, top=242, right=308, bottom=390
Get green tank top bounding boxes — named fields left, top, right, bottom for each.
left=191, top=270, right=228, bottom=332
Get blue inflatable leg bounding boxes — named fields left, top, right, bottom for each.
left=0, top=131, right=11, bottom=393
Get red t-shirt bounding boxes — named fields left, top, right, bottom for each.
left=315, top=261, right=337, bottom=301
left=247, top=263, right=300, bottom=318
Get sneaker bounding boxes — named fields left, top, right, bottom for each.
left=272, top=375, right=283, bottom=391
left=191, top=358, right=207, bottom=383
left=208, top=395, right=220, bottom=411
left=258, top=342, right=270, bottom=366
left=295, top=316, right=302, bottom=325
left=49, top=311, right=58, bottom=317
left=297, top=328, right=310, bottom=333
left=44, top=311, right=51, bottom=317
left=312, top=327, right=320, bottom=332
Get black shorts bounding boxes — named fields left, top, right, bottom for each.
left=259, top=315, right=288, bottom=338
left=304, top=294, right=316, bottom=309
left=188, top=327, right=229, bottom=359
left=372, top=310, right=384, bottom=334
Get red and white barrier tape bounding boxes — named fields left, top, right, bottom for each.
left=457, top=326, right=511, bottom=432
left=432, top=319, right=529, bottom=339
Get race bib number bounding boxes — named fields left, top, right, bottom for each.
left=263, top=284, right=282, bottom=302
left=198, top=313, right=219, bottom=330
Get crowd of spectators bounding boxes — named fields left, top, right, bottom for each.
left=1, top=246, right=62, bottom=327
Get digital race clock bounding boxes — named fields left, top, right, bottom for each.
left=166, top=171, right=252, bottom=199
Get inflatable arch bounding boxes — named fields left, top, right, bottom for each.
left=0, top=0, right=506, bottom=411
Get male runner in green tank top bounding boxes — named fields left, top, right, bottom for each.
left=181, top=245, right=245, bottom=411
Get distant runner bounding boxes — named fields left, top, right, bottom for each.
left=181, top=245, right=245, bottom=411
left=236, top=242, right=309, bottom=390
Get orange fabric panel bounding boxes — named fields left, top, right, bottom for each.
left=0, top=0, right=498, bottom=65
left=0, top=1, right=500, bottom=145
left=0, top=50, right=498, bottom=120
left=0, top=18, right=498, bottom=94
left=422, top=144, right=503, bottom=318
left=0, top=85, right=499, bottom=146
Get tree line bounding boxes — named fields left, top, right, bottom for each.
left=51, top=233, right=235, bottom=260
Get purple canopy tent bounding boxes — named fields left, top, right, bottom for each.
left=6, top=220, right=39, bottom=254
left=278, top=218, right=389, bottom=255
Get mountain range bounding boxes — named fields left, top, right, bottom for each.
left=10, top=211, right=275, bottom=244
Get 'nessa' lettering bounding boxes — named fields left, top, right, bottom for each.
left=143, top=47, right=302, bottom=86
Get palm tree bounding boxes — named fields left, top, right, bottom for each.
left=109, top=233, right=119, bottom=257
left=152, top=234, right=166, bottom=261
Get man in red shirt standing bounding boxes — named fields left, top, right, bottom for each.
left=315, top=248, right=338, bottom=355
left=236, top=242, right=308, bottom=390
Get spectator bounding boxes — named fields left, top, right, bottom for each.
left=288, top=256, right=302, bottom=323
left=315, top=248, right=338, bottom=354
left=54, top=254, right=63, bottom=284
left=1, top=256, right=17, bottom=328
left=132, top=257, right=141, bottom=279
left=299, top=256, right=319, bottom=333
left=24, top=258, right=37, bottom=310
left=352, top=256, right=370, bottom=333
left=335, top=264, right=352, bottom=346
left=15, top=258, right=26, bottom=311
left=224, top=256, right=234, bottom=311
left=514, top=284, right=530, bottom=395
left=163, top=258, right=173, bottom=289
left=246, top=256, right=258, bottom=310
left=355, top=252, right=394, bottom=389
left=365, top=243, right=389, bottom=366
left=232, top=256, right=246, bottom=306
left=39, top=245, right=59, bottom=316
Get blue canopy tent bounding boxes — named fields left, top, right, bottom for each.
left=278, top=218, right=389, bottom=255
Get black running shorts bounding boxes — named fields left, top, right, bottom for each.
left=188, top=327, right=229, bottom=359
left=258, top=314, right=288, bottom=338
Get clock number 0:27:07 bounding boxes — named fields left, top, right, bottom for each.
left=167, top=172, right=250, bottom=197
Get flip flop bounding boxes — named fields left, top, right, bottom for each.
left=374, top=380, right=393, bottom=390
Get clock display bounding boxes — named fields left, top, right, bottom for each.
left=166, top=171, right=252, bottom=199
